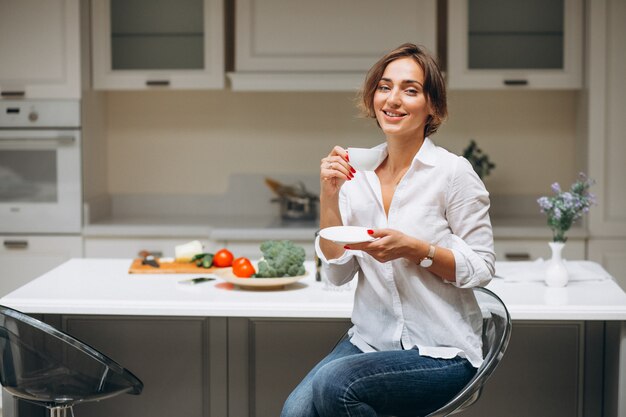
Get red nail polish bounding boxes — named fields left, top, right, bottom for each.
left=344, top=245, right=351, bottom=250
left=367, top=229, right=374, bottom=235
left=350, top=167, right=356, bottom=174
left=346, top=154, right=350, bottom=161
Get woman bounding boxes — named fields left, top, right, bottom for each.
left=281, top=43, right=495, bottom=417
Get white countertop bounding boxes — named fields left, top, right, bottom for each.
left=2, top=259, right=625, bottom=321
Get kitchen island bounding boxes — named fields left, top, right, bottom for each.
left=2, top=259, right=625, bottom=417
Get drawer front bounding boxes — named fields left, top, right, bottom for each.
left=494, top=239, right=586, bottom=262
left=0, top=235, right=83, bottom=296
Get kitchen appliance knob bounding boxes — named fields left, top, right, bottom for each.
left=28, top=111, right=39, bottom=122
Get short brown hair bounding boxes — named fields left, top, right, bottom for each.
left=358, top=43, right=447, bottom=138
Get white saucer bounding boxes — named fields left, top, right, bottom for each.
left=319, top=226, right=376, bottom=245
left=214, top=267, right=307, bottom=290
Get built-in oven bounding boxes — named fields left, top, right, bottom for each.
left=0, top=100, right=82, bottom=233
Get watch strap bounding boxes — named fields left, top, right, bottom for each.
left=426, top=244, right=435, bottom=259
left=419, top=244, right=436, bottom=267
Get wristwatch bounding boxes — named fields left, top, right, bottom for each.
left=419, top=245, right=436, bottom=268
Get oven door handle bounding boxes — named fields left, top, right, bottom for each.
left=0, top=136, right=76, bottom=144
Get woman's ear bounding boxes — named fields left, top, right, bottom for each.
left=423, top=98, right=435, bottom=128
left=426, top=101, right=435, bottom=117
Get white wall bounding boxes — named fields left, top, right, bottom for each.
left=441, top=90, right=579, bottom=196
left=101, top=90, right=579, bottom=198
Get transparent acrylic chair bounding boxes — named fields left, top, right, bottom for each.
left=424, top=287, right=512, bottom=416
left=0, top=304, right=143, bottom=417
left=366, top=287, right=511, bottom=417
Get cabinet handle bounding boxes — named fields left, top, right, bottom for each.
left=504, top=252, right=531, bottom=261
left=0, top=136, right=75, bottom=144
left=4, top=240, right=28, bottom=249
left=145, top=80, right=170, bottom=87
left=503, top=79, right=528, bottom=86
left=1, top=90, right=26, bottom=97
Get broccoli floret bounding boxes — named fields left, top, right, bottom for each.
left=254, top=240, right=306, bottom=278
left=257, top=261, right=277, bottom=278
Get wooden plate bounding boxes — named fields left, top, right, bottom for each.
left=214, top=267, right=307, bottom=290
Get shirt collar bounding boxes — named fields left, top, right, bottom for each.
left=373, top=137, right=438, bottom=168
left=414, top=137, right=438, bottom=166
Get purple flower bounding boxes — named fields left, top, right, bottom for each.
left=538, top=174, right=596, bottom=242
left=562, top=192, right=574, bottom=202
left=588, top=192, right=597, bottom=205
left=537, top=196, right=551, bottom=212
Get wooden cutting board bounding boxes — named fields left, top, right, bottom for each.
left=128, top=258, right=217, bottom=274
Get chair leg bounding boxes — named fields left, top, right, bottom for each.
left=49, top=406, right=74, bottom=417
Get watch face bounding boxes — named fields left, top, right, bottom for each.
left=420, top=258, right=433, bottom=268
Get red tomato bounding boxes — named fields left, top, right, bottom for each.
left=232, top=257, right=255, bottom=278
left=213, top=248, right=234, bottom=267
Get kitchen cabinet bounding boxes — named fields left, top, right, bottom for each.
left=0, top=0, right=80, bottom=99
left=0, top=235, right=82, bottom=297
left=494, top=238, right=585, bottom=262
left=228, top=318, right=351, bottom=417
left=227, top=319, right=593, bottom=417
left=60, top=316, right=227, bottom=417
left=8, top=316, right=604, bottom=417
left=461, top=321, right=599, bottom=417
left=91, top=0, right=224, bottom=90
left=228, top=0, right=436, bottom=91
left=586, top=0, right=626, bottom=290
left=447, top=0, right=583, bottom=89
left=84, top=237, right=216, bottom=258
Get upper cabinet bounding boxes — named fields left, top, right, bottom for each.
left=586, top=0, right=626, bottom=288
left=91, top=0, right=224, bottom=90
left=0, top=0, right=80, bottom=99
left=447, top=0, right=584, bottom=89
left=228, top=0, right=437, bottom=91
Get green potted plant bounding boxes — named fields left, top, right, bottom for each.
left=462, top=139, right=495, bottom=180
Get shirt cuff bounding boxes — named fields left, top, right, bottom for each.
left=315, top=234, right=360, bottom=286
left=439, top=234, right=494, bottom=288
left=315, top=234, right=354, bottom=264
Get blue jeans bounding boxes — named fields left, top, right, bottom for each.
left=280, top=338, right=476, bottom=417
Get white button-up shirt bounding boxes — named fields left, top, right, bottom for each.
left=315, top=138, right=495, bottom=368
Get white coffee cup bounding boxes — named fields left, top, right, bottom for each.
left=347, top=147, right=385, bottom=171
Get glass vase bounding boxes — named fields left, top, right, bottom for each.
left=545, top=241, right=569, bottom=287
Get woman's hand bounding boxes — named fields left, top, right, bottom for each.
left=318, top=146, right=354, bottom=260
left=346, top=229, right=457, bottom=282
left=345, top=229, right=421, bottom=263
left=320, top=146, right=355, bottom=196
